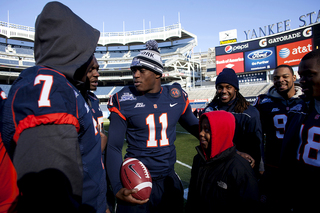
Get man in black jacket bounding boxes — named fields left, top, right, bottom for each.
left=186, top=111, right=259, bottom=213
left=201, top=68, right=262, bottom=173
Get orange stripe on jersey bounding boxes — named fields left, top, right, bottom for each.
left=182, top=98, right=190, bottom=115
left=109, top=107, right=126, bottom=121
left=13, top=113, right=80, bottom=143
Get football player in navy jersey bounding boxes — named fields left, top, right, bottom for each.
left=0, top=2, right=106, bottom=212
left=106, top=40, right=199, bottom=213
left=254, top=64, right=304, bottom=211
left=84, top=56, right=113, bottom=213
left=84, top=56, right=107, bottom=152
left=281, top=50, right=320, bottom=212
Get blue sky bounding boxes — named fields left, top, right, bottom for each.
left=0, top=0, right=318, bottom=52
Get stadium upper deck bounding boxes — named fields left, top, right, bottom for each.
left=0, top=21, right=201, bottom=87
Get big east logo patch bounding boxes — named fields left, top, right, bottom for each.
left=170, top=88, right=181, bottom=98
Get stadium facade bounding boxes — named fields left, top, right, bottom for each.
left=0, top=20, right=319, bottom=116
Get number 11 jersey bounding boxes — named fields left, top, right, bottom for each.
left=108, top=84, right=190, bottom=177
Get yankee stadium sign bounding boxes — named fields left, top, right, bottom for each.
left=244, top=9, right=320, bottom=40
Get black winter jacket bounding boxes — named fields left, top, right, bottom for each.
left=186, top=146, right=259, bottom=213
left=201, top=98, right=262, bottom=170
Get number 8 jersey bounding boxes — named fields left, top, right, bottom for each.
left=108, top=84, right=191, bottom=177
left=297, top=105, right=320, bottom=168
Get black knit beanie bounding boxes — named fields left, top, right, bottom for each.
left=216, top=68, right=239, bottom=90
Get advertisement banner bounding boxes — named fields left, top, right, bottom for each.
left=219, top=29, right=237, bottom=45
left=276, top=38, right=313, bottom=66
left=220, top=39, right=237, bottom=45
left=215, top=25, right=314, bottom=56
left=216, top=52, right=244, bottom=75
left=215, top=42, right=256, bottom=56
left=244, top=47, right=277, bottom=72
left=259, top=27, right=312, bottom=48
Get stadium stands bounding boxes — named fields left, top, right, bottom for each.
left=239, top=82, right=272, bottom=97
left=187, top=87, right=216, bottom=101
left=0, top=20, right=278, bottom=115
left=94, top=86, right=124, bottom=98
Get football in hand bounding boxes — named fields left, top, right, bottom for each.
left=120, top=158, right=152, bottom=200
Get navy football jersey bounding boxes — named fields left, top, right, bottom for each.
left=108, top=84, right=190, bottom=177
left=297, top=107, right=320, bottom=168
left=255, top=93, right=304, bottom=167
left=1, top=66, right=105, bottom=209
left=88, top=91, right=104, bottom=131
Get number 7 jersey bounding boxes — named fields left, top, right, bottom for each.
left=108, top=84, right=190, bottom=177
left=1, top=66, right=105, bottom=209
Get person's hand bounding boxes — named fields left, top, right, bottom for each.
left=237, top=151, right=255, bottom=168
left=115, top=188, right=149, bottom=205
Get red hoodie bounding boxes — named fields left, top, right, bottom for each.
left=200, top=111, right=235, bottom=160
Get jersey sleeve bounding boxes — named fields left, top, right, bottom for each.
left=181, top=89, right=190, bottom=115
left=178, top=101, right=199, bottom=139
left=107, top=93, right=126, bottom=121
left=245, top=107, right=263, bottom=167
left=106, top=111, right=127, bottom=195
left=253, top=94, right=266, bottom=112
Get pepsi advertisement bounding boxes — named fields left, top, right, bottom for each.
left=244, top=47, right=276, bottom=72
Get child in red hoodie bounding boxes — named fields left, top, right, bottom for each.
left=186, top=111, right=259, bottom=213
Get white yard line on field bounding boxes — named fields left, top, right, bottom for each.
left=176, top=160, right=192, bottom=169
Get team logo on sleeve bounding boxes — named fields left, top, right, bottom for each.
left=261, top=97, right=272, bottom=104
left=170, top=88, right=181, bottom=98
left=289, top=104, right=302, bottom=112
left=119, top=93, right=136, bottom=102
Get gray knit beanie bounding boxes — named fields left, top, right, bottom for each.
left=130, top=40, right=163, bottom=76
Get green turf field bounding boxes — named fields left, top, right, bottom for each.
left=103, top=121, right=199, bottom=194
